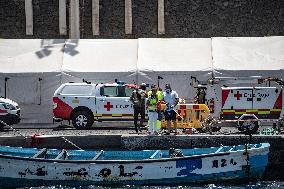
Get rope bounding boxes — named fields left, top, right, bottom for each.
left=0, top=120, right=28, bottom=139
left=61, top=136, right=83, bottom=150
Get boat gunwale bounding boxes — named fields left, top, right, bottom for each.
left=0, top=145, right=269, bottom=164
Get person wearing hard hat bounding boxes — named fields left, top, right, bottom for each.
left=130, top=83, right=147, bottom=133
left=146, top=85, right=159, bottom=135
left=163, top=84, right=179, bottom=135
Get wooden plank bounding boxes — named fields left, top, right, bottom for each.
left=25, top=0, right=33, bottom=35
left=32, top=148, right=47, bottom=159
left=69, top=0, right=80, bottom=38
left=55, top=149, right=68, bottom=160
left=150, top=150, right=161, bottom=159
left=92, top=150, right=104, bottom=160
left=157, top=0, right=165, bottom=34
left=125, top=0, right=132, bottom=34
left=92, top=0, right=100, bottom=35
left=59, top=0, right=67, bottom=35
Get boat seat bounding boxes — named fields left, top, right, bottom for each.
left=150, top=150, right=161, bottom=159
left=55, top=149, right=68, bottom=160
left=32, top=148, right=47, bottom=159
left=215, top=147, right=223, bottom=153
left=229, top=146, right=236, bottom=152
left=92, top=150, right=104, bottom=160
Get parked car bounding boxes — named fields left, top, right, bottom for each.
left=0, top=98, right=21, bottom=129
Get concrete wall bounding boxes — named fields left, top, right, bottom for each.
left=0, top=135, right=283, bottom=180
left=1, top=0, right=283, bottom=38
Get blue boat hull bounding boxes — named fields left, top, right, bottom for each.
left=0, top=168, right=266, bottom=188
left=0, top=143, right=269, bottom=187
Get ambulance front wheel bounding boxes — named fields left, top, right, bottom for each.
left=71, top=110, right=94, bottom=129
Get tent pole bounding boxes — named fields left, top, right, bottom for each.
left=38, top=78, right=42, bottom=105
left=4, top=77, right=9, bottom=99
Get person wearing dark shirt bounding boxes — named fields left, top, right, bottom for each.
left=130, top=83, right=147, bottom=133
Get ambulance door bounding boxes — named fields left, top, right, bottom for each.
left=252, top=87, right=281, bottom=119
left=96, top=85, right=133, bottom=120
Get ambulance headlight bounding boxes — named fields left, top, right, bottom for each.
left=2, top=103, right=16, bottom=110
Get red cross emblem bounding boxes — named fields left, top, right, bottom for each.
left=234, top=91, right=242, bottom=100
left=104, top=102, right=113, bottom=111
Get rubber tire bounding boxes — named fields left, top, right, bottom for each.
left=0, top=123, right=4, bottom=130
left=239, top=121, right=259, bottom=134
left=71, top=110, right=94, bottom=130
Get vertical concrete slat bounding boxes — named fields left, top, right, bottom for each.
left=59, top=0, right=67, bottom=35
left=92, top=0, right=100, bottom=35
left=69, top=0, right=80, bottom=38
left=25, top=0, right=33, bottom=35
left=125, top=0, right=132, bottom=34
left=158, top=0, right=165, bottom=35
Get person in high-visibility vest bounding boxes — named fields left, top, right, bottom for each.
left=146, top=85, right=159, bottom=135
left=148, top=88, right=164, bottom=130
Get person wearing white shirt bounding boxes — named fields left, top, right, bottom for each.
left=163, top=84, right=179, bottom=135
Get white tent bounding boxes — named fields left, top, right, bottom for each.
left=61, top=39, right=138, bottom=84
left=137, top=38, right=213, bottom=102
left=212, top=36, right=284, bottom=80
left=0, top=37, right=282, bottom=124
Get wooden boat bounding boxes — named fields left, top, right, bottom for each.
left=0, top=143, right=269, bottom=187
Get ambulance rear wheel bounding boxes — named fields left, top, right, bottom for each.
left=72, top=110, right=94, bottom=129
left=239, top=121, right=259, bottom=134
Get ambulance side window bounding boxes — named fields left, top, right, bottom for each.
left=101, top=86, right=118, bottom=97
left=117, top=86, right=126, bottom=97
left=125, top=87, right=134, bottom=97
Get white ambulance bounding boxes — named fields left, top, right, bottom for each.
left=192, top=77, right=283, bottom=133
left=53, top=81, right=137, bottom=129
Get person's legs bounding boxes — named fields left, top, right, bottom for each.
left=164, top=111, right=171, bottom=134
left=153, top=112, right=158, bottom=134
left=134, top=107, right=139, bottom=133
left=148, top=112, right=154, bottom=135
left=139, top=107, right=145, bottom=132
left=171, top=110, right=177, bottom=134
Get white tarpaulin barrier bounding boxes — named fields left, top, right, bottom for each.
left=0, top=37, right=282, bottom=124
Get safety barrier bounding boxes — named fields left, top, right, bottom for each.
left=160, top=104, right=210, bottom=130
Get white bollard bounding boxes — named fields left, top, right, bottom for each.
left=25, top=0, right=33, bottom=35
left=69, top=0, right=80, bottom=39
left=59, top=0, right=67, bottom=35
left=158, top=0, right=165, bottom=35
left=125, top=0, right=132, bottom=34
left=92, top=0, right=100, bottom=35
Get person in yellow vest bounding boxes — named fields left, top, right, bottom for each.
left=148, top=87, right=163, bottom=130
left=146, top=85, right=159, bottom=135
